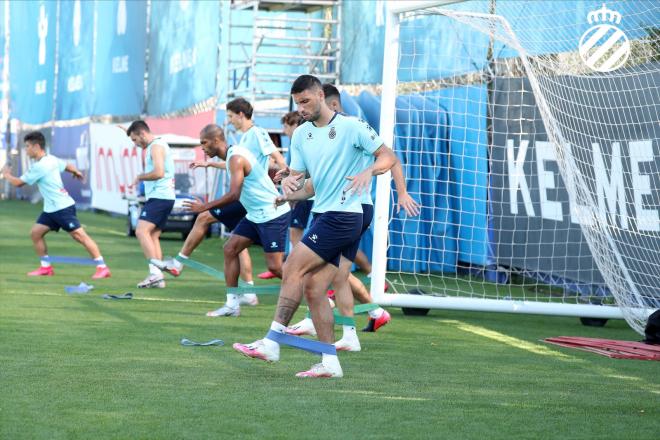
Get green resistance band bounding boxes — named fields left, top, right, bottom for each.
left=227, top=284, right=281, bottom=295
left=176, top=256, right=225, bottom=281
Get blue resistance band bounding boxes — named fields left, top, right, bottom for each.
left=48, top=256, right=98, bottom=266
left=180, top=338, right=224, bottom=347
left=65, top=282, right=94, bottom=294
left=101, top=293, right=133, bottom=300
left=266, top=330, right=336, bottom=355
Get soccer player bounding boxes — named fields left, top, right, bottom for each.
left=233, top=74, right=397, bottom=378
left=286, top=84, right=420, bottom=348
left=183, top=124, right=291, bottom=317
left=126, top=120, right=175, bottom=289
left=2, top=131, right=111, bottom=278
left=279, top=111, right=313, bottom=252
left=158, top=154, right=256, bottom=306
left=226, top=97, right=287, bottom=174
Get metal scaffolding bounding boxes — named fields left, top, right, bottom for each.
left=223, top=0, right=341, bottom=118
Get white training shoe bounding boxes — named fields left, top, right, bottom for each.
left=334, top=337, right=361, bottom=352
left=296, top=362, right=343, bottom=378
left=206, top=305, right=240, bottom=317
left=137, top=274, right=165, bottom=288
left=238, top=294, right=259, bottom=306
left=233, top=339, right=280, bottom=362
left=285, top=317, right=317, bottom=336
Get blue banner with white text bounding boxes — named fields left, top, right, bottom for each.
left=55, top=0, right=94, bottom=121
left=93, top=0, right=146, bottom=116
left=9, top=1, right=57, bottom=125
left=147, top=1, right=219, bottom=115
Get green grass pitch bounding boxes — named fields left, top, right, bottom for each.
left=1, top=200, right=658, bottom=439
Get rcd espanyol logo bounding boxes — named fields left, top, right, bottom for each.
left=579, top=4, right=630, bottom=73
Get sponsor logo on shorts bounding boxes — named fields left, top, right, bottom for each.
left=141, top=210, right=147, bottom=217
left=270, top=241, right=278, bottom=249
left=69, top=222, right=75, bottom=229
left=309, top=234, right=318, bottom=243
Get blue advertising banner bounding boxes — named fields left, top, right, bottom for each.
left=9, top=1, right=57, bottom=125
left=147, top=1, right=219, bottom=115
left=93, top=0, right=146, bottom=116
left=51, top=123, right=91, bottom=206
left=1, top=0, right=8, bottom=150
left=55, top=0, right=94, bottom=121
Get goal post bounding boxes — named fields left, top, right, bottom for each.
left=372, top=0, right=660, bottom=334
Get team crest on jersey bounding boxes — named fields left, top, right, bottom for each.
left=307, top=132, right=313, bottom=140
left=328, top=127, right=336, bottom=139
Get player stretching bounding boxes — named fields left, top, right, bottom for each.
left=258, top=111, right=310, bottom=280
left=286, top=84, right=421, bottom=346
left=183, top=124, right=290, bottom=317
left=2, top=131, right=111, bottom=279
left=233, top=75, right=397, bottom=378
left=159, top=157, right=257, bottom=306
left=126, top=120, right=175, bottom=289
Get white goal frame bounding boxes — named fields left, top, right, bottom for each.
left=370, top=1, right=628, bottom=321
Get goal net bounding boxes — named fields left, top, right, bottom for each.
left=372, top=0, right=660, bottom=334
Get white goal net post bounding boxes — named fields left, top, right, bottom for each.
left=371, top=0, right=659, bottom=334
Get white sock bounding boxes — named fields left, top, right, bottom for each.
left=148, top=264, right=162, bottom=276
left=94, top=256, right=107, bottom=268
left=342, top=325, right=357, bottom=341
left=322, top=353, right=341, bottom=371
left=40, top=256, right=51, bottom=268
left=226, top=293, right=240, bottom=309
left=368, top=307, right=385, bottom=319
left=177, top=253, right=188, bottom=268
left=242, top=293, right=257, bottom=301
left=263, top=321, right=285, bottom=351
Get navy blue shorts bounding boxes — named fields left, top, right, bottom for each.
left=37, top=205, right=81, bottom=232
left=290, top=199, right=314, bottom=229
left=360, top=203, right=374, bottom=235
left=139, top=198, right=175, bottom=230
left=302, top=211, right=363, bottom=266
left=232, top=211, right=290, bottom=253
left=209, top=201, right=247, bottom=231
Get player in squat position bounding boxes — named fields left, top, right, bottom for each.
left=233, top=75, right=397, bottom=378
left=183, top=124, right=291, bottom=317
left=126, top=120, right=176, bottom=288
left=2, top=131, right=111, bottom=278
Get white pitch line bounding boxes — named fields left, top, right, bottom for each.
left=325, top=389, right=430, bottom=401
left=437, top=319, right=570, bottom=359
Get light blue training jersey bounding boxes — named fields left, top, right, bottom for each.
left=237, top=126, right=276, bottom=172
left=20, top=154, right=75, bottom=213
left=289, top=113, right=383, bottom=214
left=226, top=145, right=290, bottom=223
left=144, top=138, right=175, bottom=200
